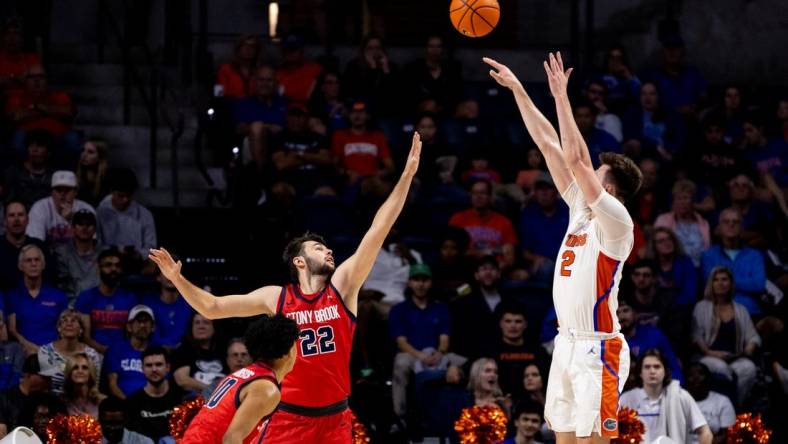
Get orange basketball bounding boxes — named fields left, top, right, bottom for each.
left=449, top=0, right=500, bottom=38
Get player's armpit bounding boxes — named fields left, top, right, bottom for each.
left=223, top=380, right=280, bottom=444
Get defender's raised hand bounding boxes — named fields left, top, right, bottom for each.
left=543, top=51, right=573, bottom=98
left=402, top=131, right=422, bottom=178
left=149, top=247, right=183, bottom=281
left=483, top=57, right=522, bottom=90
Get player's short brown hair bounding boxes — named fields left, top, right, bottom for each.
left=282, top=232, right=327, bottom=281
left=599, top=152, right=642, bottom=202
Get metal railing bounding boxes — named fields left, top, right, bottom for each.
left=95, top=0, right=192, bottom=210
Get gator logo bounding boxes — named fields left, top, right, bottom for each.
left=603, top=418, right=618, bottom=431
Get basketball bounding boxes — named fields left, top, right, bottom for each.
left=449, top=0, right=500, bottom=38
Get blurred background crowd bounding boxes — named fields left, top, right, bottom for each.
left=0, top=0, right=784, bottom=443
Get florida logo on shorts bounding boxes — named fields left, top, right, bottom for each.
left=603, top=418, right=617, bottom=431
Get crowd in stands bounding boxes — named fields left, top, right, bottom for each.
left=0, top=9, right=785, bottom=444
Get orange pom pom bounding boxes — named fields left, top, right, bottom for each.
left=726, top=413, right=772, bottom=444
left=46, top=414, right=103, bottom=444
left=454, top=405, right=508, bottom=444
left=169, top=396, right=205, bottom=443
left=612, top=407, right=646, bottom=444
left=350, top=411, right=371, bottom=444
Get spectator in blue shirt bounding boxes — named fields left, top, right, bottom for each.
left=105, top=305, right=156, bottom=400
left=700, top=208, right=766, bottom=315
left=233, top=65, right=287, bottom=167
left=0, top=313, right=24, bottom=391
left=597, top=45, right=641, bottom=113
left=518, top=172, right=569, bottom=285
left=724, top=173, right=774, bottom=248
left=143, top=268, right=193, bottom=350
left=643, top=35, right=707, bottom=119
left=572, top=99, right=620, bottom=167
left=743, top=111, right=788, bottom=182
left=647, top=227, right=698, bottom=308
left=389, top=264, right=466, bottom=423
left=75, top=248, right=139, bottom=353
left=617, top=297, right=684, bottom=382
left=7, top=244, right=67, bottom=355
left=539, top=307, right=558, bottom=354
left=622, top=81, right=685, bottom=160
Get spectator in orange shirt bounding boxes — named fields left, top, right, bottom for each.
left=449, top=179, right=517, bottom=269
left=0, top=21, right=41, bottom=91
left=215, top=34, right=261, bottom=99
left=276, top=34, right=322, bottom=105
left=5, top=64, right=79, bottom=163
left=331, top=100, right=394, bottom=197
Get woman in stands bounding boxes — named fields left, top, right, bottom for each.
left=647, top=227, right=698, bottom=308
left=172, top=313, right=226, bottom=398
left=654, top=179, right=710, bottom=267
left=521, top=363, right=546, bottom=408
left=76, top=138, right=109, bottom=206
left=467, top=357, right=510, bottom=417
left=216, top=34, right=262, bottom=99
left=38, top=308, right=103, bottom=395
left=62, top=352, right=105, bottom=418
left=692, top=266, right=760, bottom=406
left=307, top=70, right=347, bottom=136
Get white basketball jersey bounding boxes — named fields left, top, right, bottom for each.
left=552, top=181, right=634, bottom=333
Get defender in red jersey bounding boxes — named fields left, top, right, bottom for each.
left=150, top=132, right=423, bottom=444
left=182, top=314, right=299, bottom=444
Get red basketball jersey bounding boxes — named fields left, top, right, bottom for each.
left=276, top=282, right=356, bottom=408
left=182, top=363, right=279, bottom=444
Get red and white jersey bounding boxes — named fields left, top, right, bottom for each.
left=182, top=362, right=279, bottom=444
left=552, top=181, right=634, bottom=333
left=276, top=282, right=356, bottom=408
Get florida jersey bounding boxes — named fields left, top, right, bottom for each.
left=552, top=181, right=634, bottom=333
left=276, top=282, right=356, bottom=408
left=182, top=363, right=279, bottom=444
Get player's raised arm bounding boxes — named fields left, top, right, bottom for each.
left=483, top=57, right=572, bottom=194
left=332, top=132, right=422, bottom=313
left=543, top=51, right=603, bottom=203
left=149, top=248, right=280, bottom=319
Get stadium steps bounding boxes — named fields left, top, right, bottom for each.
left=48, top=46, right=214, bottom=209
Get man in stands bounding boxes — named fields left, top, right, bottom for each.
left=26, top=170, right=95, bottom=246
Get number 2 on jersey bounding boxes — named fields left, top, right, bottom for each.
left=560, top=250, right=576, bottom=277
left=299, top=326, right=336, bottom=356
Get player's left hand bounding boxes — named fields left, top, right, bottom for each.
left=402, top=132, right=422, bottom=178
left=543, top=51, right=573, bottom=98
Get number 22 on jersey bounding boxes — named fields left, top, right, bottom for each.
left=299, top=325, right=336, bottom=356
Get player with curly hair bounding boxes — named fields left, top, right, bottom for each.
left=181, top=314, right=300, bottom=444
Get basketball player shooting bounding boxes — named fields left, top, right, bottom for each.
left=181, top=314, right=300, bottom=444
left=484, top=53, right=642, bottom=444
left=149, top=132, right=422, bottom=444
